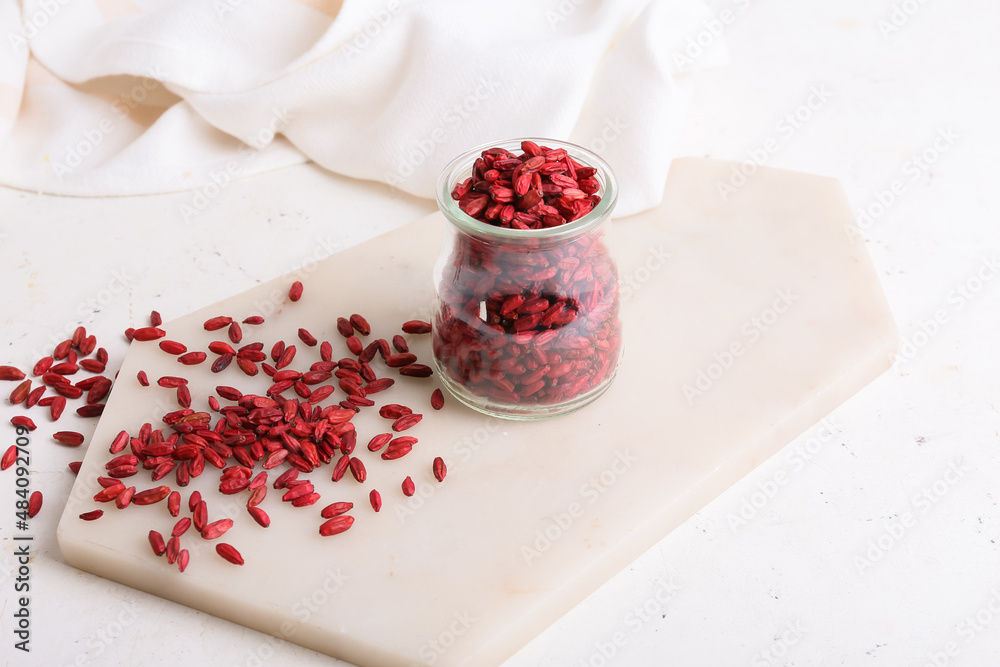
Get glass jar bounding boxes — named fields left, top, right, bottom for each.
left=432, top=138, right=623, bottom=420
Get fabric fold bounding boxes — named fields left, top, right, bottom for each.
left=0, top=0, right=724, bottom=217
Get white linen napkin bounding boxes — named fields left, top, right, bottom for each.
left=0, top=0, right=723, bottom=217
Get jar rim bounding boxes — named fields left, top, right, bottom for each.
left=435, top=137, right=619, bottom=242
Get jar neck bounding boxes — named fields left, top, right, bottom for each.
left=444, top=209, right=611, bottom=253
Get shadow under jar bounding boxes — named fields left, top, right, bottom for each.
left=432, top=138, right=623, bottom=420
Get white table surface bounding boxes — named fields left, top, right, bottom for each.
left=2, top=1, right=998, bottom=665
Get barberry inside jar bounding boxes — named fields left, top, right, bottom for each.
left=434, top=141, right=622, bottom=414
left=451, top=141, right=603, bottom=229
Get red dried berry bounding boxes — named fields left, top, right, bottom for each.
left=321, top=502, right=353, bottom=518
left=398, top=364, right=433, bottom=378
left=178, top=352, right=207, bottom=366
left=53, top=431, right=85, bottom=447
left=132, top=327, right=166, bottom=341
left=0, top=366, right=26, bottom=381
left=402, top=320, right=432, bottom=334
left=433, top=456, right=448, bottom=482
left=203, top=316, right=233, bottom=331
left=159, top=340, right=187, bottom=355
left=27, top=491, right=42, bottom=518
left=9, top=380, right=31, bottom=404
left=381, top=438, right=415, bottom=460
left=11, top=416, right=36, bottom=431
left=209, top=341, right=237, bottom=356
left=32, top=357, right=53, bottom=376
left=216, top=543, right=244, bottom=565
left=346, top=336, right=363, bottom=356
left=385, top=353, right=417, bottom=368
left=298, top=328, right=317, bottom=347
left=248, top=506, right=270, bottom=527
left=132, top=486, right=171, bottom=505
left=148, top=530, right=167, bottom=556
left=379, top=404, right=412, bottom=419
left=336, top=317, right=353, bottom=338
left=349, top=314, right=371, bottom=336
left=392, top=413, right=423, bottom=432
left=1, top=445, right=16, bottom=470
left=201, top=519, right=233, bottom=540
left=49, top=396, right=67, bottom=420
left=319, top=515, right=354, bottom=536
left=348, top=457, right=367, bottom=483
left=77, top=404, right=106, bottom=418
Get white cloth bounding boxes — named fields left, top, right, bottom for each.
left=0, top=0, right=722, bottom=217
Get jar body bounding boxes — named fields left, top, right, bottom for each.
left=432, top=139, right=623, bottom=419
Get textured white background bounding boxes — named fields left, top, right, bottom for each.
left=1, top=1, right=999, bottom=666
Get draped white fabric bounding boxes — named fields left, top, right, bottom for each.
left=0, top=0, right=722, bottom=216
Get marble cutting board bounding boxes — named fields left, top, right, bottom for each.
left=56, top=157, right=897, bottom=666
